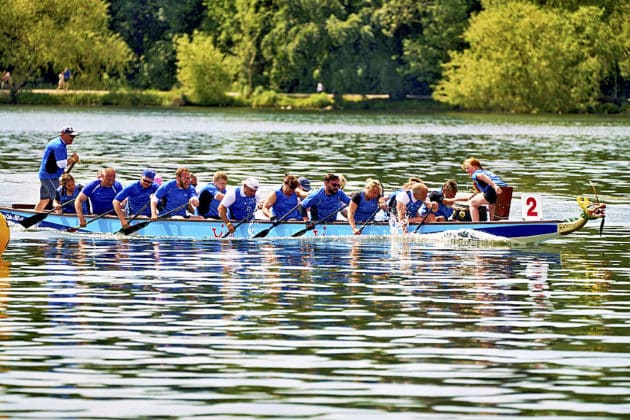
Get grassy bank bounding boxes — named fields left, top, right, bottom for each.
left=0, top=88, right=450, bottom=112
left=0, top=88, right=626, bottom=114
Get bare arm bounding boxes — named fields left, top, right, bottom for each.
left=347, top=201, right=360, bottom=234
left=261, top=191, right=277, bottom=219
left=218, top=204, right=234, bottom=233
left=75, top=192, right=88, bottom=226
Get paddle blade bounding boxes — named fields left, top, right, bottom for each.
left=291, top=227, right=309, bottom=237
left=252, top=227, right=272, bottom=238
left=120, top=221, right=151, bottom=236
left=599, top=217, right=605, bottom=236
left=19, top=212, right=48, bottom=228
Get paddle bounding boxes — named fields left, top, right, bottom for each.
left=67, top=208, right=114, bottom=232
left=251, top=203, right=300, bottom=239
left=589, top=180, right=605, bottom=236
left=291, top=203, right=348, bottom=237
left=20, top=159, right=78, bottom=228
left=222, top=211, right=255, bottom=238
left=412, top=209, right=432, bottom=234
left=357, top=205, right=382, bottom=234
left=19, top=197, right=76, bottom=228
left=119, top=202, right=189, bottom=236
left=116, top=200, right=151, bottom=234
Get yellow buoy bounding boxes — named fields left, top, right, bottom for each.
left=0, top=213, right=9, bottom=256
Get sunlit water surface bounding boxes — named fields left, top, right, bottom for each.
left=0, top=107, right=628, bottom=418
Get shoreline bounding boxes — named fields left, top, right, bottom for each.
left=0, top=88, right=627, bottom=114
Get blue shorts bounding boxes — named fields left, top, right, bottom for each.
left=40, top=178, right=59, bottom=200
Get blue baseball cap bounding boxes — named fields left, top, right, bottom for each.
left=142, top=169, right=156, bottom=180
left=298, top=177, right=311, bottom=191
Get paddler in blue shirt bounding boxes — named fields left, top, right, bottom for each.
left=299, top=173, right=351, bottom=225
left=75, top=167, right=124, bottom=227
left=218, top=177, right=261, bottom=234
left=150, top=167, right=199, bottom=219
left=396, top=181, right=433, bottom=232
left=261, top=174, right=307, bottom=222
left=461, top=157, right=508, bottom=221
left=113, top=168, right=159, bottom=229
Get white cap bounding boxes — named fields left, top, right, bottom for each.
left=244, top=177, right=259, bottom=190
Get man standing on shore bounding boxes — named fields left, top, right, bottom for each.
left=35, top=126, right=80, bottom=212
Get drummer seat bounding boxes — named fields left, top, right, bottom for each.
left=493, top=186, right=513, bottom=220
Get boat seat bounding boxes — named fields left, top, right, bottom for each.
left=493, top=186, right=513, bottom=221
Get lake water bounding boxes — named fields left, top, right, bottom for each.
left=0, top=107, right=629, bottom=418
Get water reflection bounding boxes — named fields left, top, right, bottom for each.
left=0, top=107, right=628, bottom=417
left=0, top=234, right=627, bottom=417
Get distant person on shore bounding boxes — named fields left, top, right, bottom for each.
left=57, top=72, right=65, bottom=90
left=62, top=67, right=71, bottom=90
left=461, top=157, right=508, bottom=221
left=35, top=126, right=80, bottom=212
left=316, top=82, right=324, bottom=93
left=1, top=71, right=11, bottom=89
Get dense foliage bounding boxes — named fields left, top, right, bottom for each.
left=0, top=0, right=131, bottom=90
left=0, top=0, right=627, bottom=112
left=434, top=2, right=627, bottom=112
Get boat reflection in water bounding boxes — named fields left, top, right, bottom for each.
left=0, top=225, right=622, bottom=417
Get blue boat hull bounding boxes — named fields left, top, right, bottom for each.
left=0, top=205, right=590, bottom=243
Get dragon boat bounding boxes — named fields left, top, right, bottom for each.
left=0, top=197, right=606, bottom=243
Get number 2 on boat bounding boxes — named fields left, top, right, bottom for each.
left=522, top=194, right=543, bottom=221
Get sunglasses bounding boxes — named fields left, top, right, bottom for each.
left=141, top=178, right=153, bottom=184
left=329, top=183, right=341, bottom=188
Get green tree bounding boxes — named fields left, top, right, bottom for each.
left=175, top=31, right=232, bottom=105
left=0, top=0, right=131, bottom=91
left=387, top=0, right=480, bottom=91
left=108, top=0, right=205, bottom=89
left=205, top=0, right=274, bottom=96
left=260, top=0, right=404, bottom=95
left=434, top=2, right=625, bottom=112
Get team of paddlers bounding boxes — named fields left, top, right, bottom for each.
left=36, top=126, right=509, bottom=235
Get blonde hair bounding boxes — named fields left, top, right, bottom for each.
left=403, top=176, right=423, bottom=190
left=365, top=178, right=383, bottom=196
left=213, top=171, right=228, bottom=182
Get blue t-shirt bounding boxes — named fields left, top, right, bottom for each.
left=55, top=184, right=87, bottom=214
left=301, top=187, right=350, bottom=222
left=198, top=182, right=226, bottom=219
left=38, top=137, right=67, bottom=179
left=419, top=190, right=453, bottom=220
left=472, top=169, right=507, bottom=194
left=229, top=187, right=258, bottom=220
left=271, top=187, right=300, bottom=220
left=115, top=180, right=158, bottom=216
left=81, top=179, right=124, bottom=214
left=155, top=180, right=197, bottom=217
left=351, top=191, right=379, bottom=223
